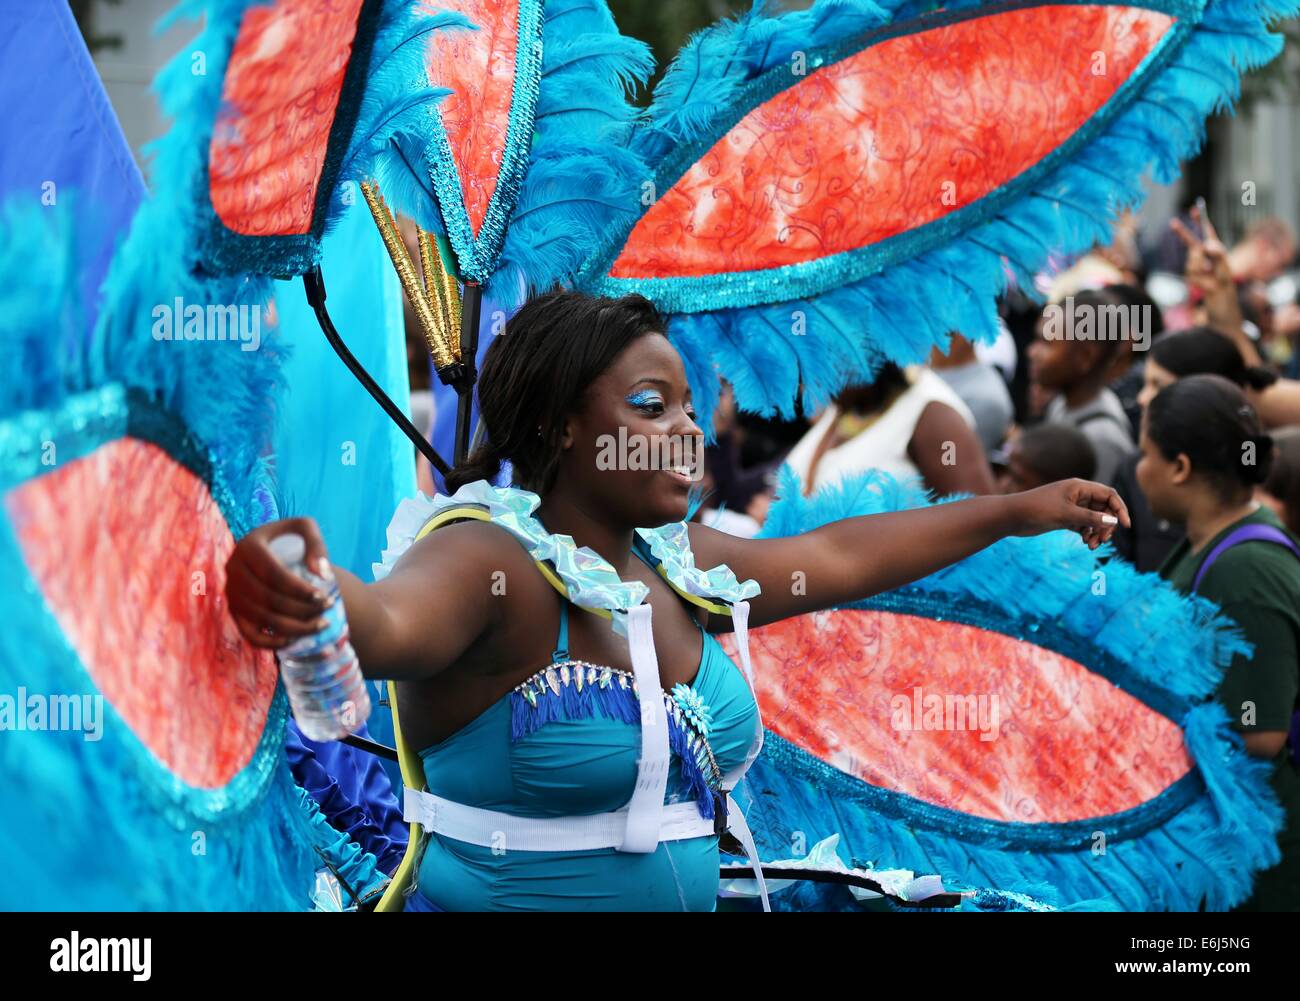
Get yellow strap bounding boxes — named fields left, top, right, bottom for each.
left=373, top=679, right=429, bottom=912
left=652, top=562, right=732, bottom=616
left=418, top=505, right=735, bottom=616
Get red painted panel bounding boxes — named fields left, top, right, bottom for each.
left=722, top=608, right=1191, bottom=823
left=209, top=0, right=367, bottom=236
left=7, top=439, right=277, bottom=789
left=611, top=5, right=1173, bottom=279
left=424, top=0, right=520, bottom=236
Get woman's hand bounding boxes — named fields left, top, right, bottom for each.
left=225, top=517, right=334, bottom=649
left=1007, top=478, right=1130, bottom=549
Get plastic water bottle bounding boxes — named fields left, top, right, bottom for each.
left=269, top=533, right=371, bottom=741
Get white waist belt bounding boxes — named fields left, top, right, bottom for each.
left=404, top=788, right=717, bottom=851
left=404, top=787, right=770, bottom=912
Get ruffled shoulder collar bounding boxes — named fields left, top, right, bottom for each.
left=372, top=480, right=759, bottom=631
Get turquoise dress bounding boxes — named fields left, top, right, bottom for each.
left=406, top=543, right=761, bottom=912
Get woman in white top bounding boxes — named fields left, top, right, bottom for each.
left=786, top=364, right=995, bottom=496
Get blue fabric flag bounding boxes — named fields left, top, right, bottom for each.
left=0, top=0, right=145, bottom=332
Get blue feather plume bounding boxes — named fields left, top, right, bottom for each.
left=492, top=0, right=654, bottom=300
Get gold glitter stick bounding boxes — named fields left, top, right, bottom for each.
left=360, top=180, right=457, bottom=370
left=433, top=233, right=463, bottom=340
left=417, top=227, right=454, bottom=346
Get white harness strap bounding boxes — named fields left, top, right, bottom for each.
left=724, top=792, right=770, bottom=912
left=404, top=791, right=713, bottom=850
left=723, top=600, right=765, bottom=788
left=619, top=602, right=671, bottom=853
left=719, top=599, right=770, bottom=910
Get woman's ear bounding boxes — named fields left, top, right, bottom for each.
left=1170, top=452, right=1193, bottom=486
left=561, top=417, right=573, bottom=450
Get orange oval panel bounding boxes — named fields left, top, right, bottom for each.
left=5, top=439, right=277, bottom=789
left=722, top=608, right=1191, bottom=823
left=209, top=0, right=367, bottom=236
left=423, top=0, right=520, bottom=237
left=610, top=4, right=1174, bottom=279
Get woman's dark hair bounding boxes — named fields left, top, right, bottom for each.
left=1146, top=374, right=1274, bottom=498
left=1105, top=283, right=1164, bottom=341
left=1149, top=327, right=1277, bottom=391
left=835, top=362, right=910, bottom=414
left=444, top=290, right=665, bottom=494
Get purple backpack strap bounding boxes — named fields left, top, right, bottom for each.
left=1191, top=523, right=1300, bottom=593
left=1191, top=522, right=1300, bottom=767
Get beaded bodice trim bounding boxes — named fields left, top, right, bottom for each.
left=508, top=659, right=724, bottom=817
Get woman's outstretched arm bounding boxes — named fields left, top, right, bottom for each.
left=689, top=479, right=1129, bottom=629
left=224, top=517, right=516, bottom=680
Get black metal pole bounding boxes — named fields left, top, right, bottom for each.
left=341, top=732, right=399, bottom=762
left=453, top=282, right=483, bottom=466
left=717, top=864, right=965, bottom=908
left=303, top=266, right=451, bottom=478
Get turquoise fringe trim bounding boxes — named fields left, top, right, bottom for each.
left=735, top=468, right=1285, bottom=910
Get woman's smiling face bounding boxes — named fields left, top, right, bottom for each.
left=558, top=332, right=704, bottom=528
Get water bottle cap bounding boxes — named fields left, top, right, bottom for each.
left=269, top=532, right=306, bottom=567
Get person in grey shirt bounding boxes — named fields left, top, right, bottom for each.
left=931, top=333, right=1014, bottom=454
left=1041, top=389, right=1134, bottom=484
left=1027, top=290, right=1136, bottom=484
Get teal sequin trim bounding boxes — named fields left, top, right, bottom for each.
left=759, top=730, right=1205, bottom=850
left=580, top=0, right=1198, bottom=312
left=423, top=0, right=545, bottom=284
left=0, top=384, right=127, bottom=490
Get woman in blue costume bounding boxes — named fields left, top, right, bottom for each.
left=226, top=291, right=1128, bottom=912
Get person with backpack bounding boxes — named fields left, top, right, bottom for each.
left=1138, top=374, right=1300, bottom=910
left=1112, top=327, right=1278, bottom=571
left=1028, top=288, right=1136, bottom=484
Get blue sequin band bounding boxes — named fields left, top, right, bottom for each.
left=577, top=0, right=1200, bottom=313
left=423, top=0, right=546, bottom=284
left=759, top=730, right=1205, bottom=851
